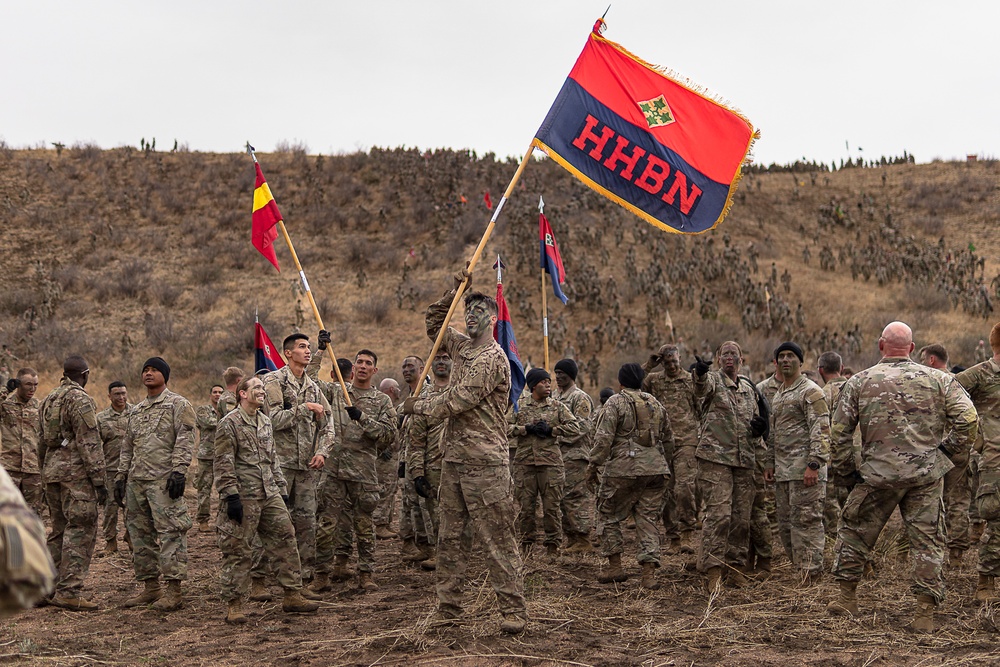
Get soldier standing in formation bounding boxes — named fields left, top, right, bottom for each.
left=1, top=368, right=43, bottom=516
left=552, top=358, right=596, bottom=554
left=96, top=381, right=131, bottom=555
left=818, top=351, right=849, bottom=537
left=195, top=384, right=224, bottom=533
left=374, top=376, right=402, bottom=540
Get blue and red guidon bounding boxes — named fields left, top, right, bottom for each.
left=254, top=321, right=286, bottom=374
left=532, top=20, right=758, bottom=234
left=539, top=212, right=569, bottom=304
left=493, top=282, right=526, bottom=410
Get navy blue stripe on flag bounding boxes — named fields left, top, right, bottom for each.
left=540, top=242, right=569, bottom=304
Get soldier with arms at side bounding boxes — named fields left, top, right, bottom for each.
left=552, top=358, right=596, bottom=554
left=194, top=384, right=224, bottom=533
left=1, top=368, right=43, bottom=516
left=96, top=381, right=131, bottom=555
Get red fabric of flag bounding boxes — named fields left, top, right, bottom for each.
left=252, top=162, right=282, bottom=270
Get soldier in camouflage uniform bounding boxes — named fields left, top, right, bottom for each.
left=214, top=376, right=319, bottom=623
left=116, top=357, right=197, bottom=611
left=0, top=464, right=56, bottom=615
left=588, top=363, right=673, bottom=590
left=956, top=323, right=1000, bottom=602
left=763, top=342, right=830, bottom=585
left=751, top=366, right=781, bottom=577
left=827, top=322, right=978, bottom=633
left=374, top=377, right=402, bottom=540
left=509, top=368, right=582, bottom=556
left=311, top=346, right=396, bottom=593
left=818, top=351, right=850, bottom=538
left=194, top=384, right=224, bottom=533
left=643, top=346, right=699, bottom=555
left=38, top=356, right=107, bottom=610
left=397, top=355, right=433, bottom=566
left=1, top=368, right=43, bottom=516
left=96, top=381, right=131, bottom=554
left=552, top=358, right=596, bottom=554
left=259, top=334, right=333, bottom=595
left=693, top=342, right=768, bottom=592
left=219, top=367, right=244, bottom=418
left=402, top=270, right=528, bottom=634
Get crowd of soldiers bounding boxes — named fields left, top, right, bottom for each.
left=1, top=261, right=999, bottom=636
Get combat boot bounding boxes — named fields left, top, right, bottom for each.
left=152, top=580, right=183, bottom=611
left=975, top=574, right=996, bottom=603
left=299, top=586, right=323, bottom=601
left=198, top=520, right=213, bottom=534
left=420, top=554, right=437, bottom=571
left=664, top=538, right=681, bottom=555
left=679, top=530, right=695, bottom=555
left=906, top=594, right=936, bottom=634
left=282, top=589, right=320, bottom=613
left=375, top=525, right=397, bottom=540
left=224, top=599, right=247, bottom=624
left=754, top=557, right=772, bottom=580
left=50, top=595, right=99, bottom=611
left=546, top=543, right=560, bottom=559
left=331, top=555, right=351, bottom=581
left=725, top=567, right=749, bottom=588
left=971, top=522, right=986, bottom=543
left=826, top=581, right=859, bottom=616
left=500, top=614, right=527, bottom=634
left=563, top=534, right=594, bottom=554
left=400, top=538, right=425, bottom=562
left=948, top=547, right=964, bottom=569
left=358, top=572, right=379, bottom=592
left=102, top=538, right=118, bottom=556
left=640, top=562, right=660, bottom=590
left=597, top=553, right=627, bottom=583
left=248, top=577, right=273, bottom=602
left=123, top=579, right=162, bottom=608
left=705, top=567, right=722, bottom=593
left=308, top=572, right=332, bottom=593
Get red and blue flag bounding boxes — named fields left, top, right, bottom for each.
left=539, top=211, right=568, bottom=305
left=532, top=19, right=757, bottom=234
left=493, top=260, right=525, bottom=409
left=255, top=321, right=286, bottom=374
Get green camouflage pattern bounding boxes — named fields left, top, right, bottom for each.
left=768, top=375, right=831, bottom=482
left=217, top=494, right=302, bottom=600
left=694, top=371, right=761, bottom=469
left=214, top=407, right=287, bottom=501
left=590, top=389, right=672, bottom=478
left=509, top=394, right=583, bottom=467
left=262, top=366, right=333, bottom=471
left=125, top=478, right=191, bottom=581
left=118, top=388, right=197, bottom=482
left=1, top=393, right=39, bottom=474
left=195, top=404, right=219, bottom=460
left=39, top=379, right=104, bottom=486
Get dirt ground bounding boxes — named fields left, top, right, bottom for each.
left=5, top=492, right=1000, bottom=667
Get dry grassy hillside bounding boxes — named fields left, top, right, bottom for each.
left=0, top=143, right=997, bottom=408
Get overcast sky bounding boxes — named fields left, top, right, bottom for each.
left=3, top=1, right=998, bottom=167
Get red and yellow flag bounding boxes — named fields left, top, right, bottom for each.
left=252, top=162, right=282, bottom=270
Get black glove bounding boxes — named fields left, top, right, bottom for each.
left=95, top=484, right=108, bottom=506
left=523, top=423, right=538, bottom=437
left=5, top=377, right=19, bottom=392
left=226, top=494, right=244, bottom=524
left=283, top=399, right=293, bottom=410
left=694, top=355, right=712, bottom=377
left=281, top=494, right=292, bottom=508
left=346, top=406, right=362, bottom=421
left=398, top=461, right=406, bottom=478
left=379, top=447, right=393, bottom=461
left=534, top=421, right=553, bottom=438
left=114, top=479, right=127, bottom=508
left=318, top=329, right=332, bottom=351
left=165, top=471, right=186, bottom=500
left=749, top=415, right=768, bottom=439
left=414, top=476, right=434, bottom=499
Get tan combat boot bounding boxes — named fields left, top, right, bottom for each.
left=282, top=589, right=320, bottom=613
left=500, top=614, right=527, bottom=634
left=152, top=580, right=183, bottom=611
left=640, top=562, right=660, bottom=590
left=224, top=599, right=247, bottom=624
left=308, top=572, right=332, bottom=593
left=826, top=581, right=859, bottom=616
left=975, top=574, right=996, bottom=603
left=248, top=577, right=273, bottom=602
left=754, top=557, right=772, bottom=580
left=420, top=554, right=437, bottom=571
left=906, top=594, right=936, bottom=634
left=331, top=555, right=351, bottom=581
left=400, top=539, right=425, bottom=562
left=50, top=595, right=99, bottom=611
left=725, top=566, right=749, bottom=588
left=375, top=525, right=397, bottom=540
left=705, top=567, right=722, bottom=593
left=103, top=538, right=118, bottom=556
left=299, top=586, right=323, bottom=601
left=123, top=579, right=162, bottom=608
left=597, top=553, right=627, bottom=583
left=971, top=522, right=986, bottom=543
left=358, top=572, right=379, bottom=592
left=546, top=543, right=559, bottom=559
left=198, top=520, right=213, bottom=534
left=948, top=547, right=964, bottom=569
left=564, top=534, right=594, bottom=554
left=679, top=530, right=695, bottom=555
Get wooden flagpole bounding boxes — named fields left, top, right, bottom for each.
left=248, top=145, right=352, bottom=406
left=415, top=142, right=536, bottom=389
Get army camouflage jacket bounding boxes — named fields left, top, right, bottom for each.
left=407, top=384, right=448, bottom=478
left=756, top=374, right=782, bottom=407
left=590, top=388, right=672, bottom=478
left=196, top=404, right=219, bottom=460
left=508, top=394, right=583, bottom=467
left=822, top=376, right=847, bottom=413
left=1, top=394, right=40, bottom=474
left=97, top=404, right=131, bottom=473
left=118, top=388, right=197, bottom=481
left=957, top=358, right=1000, bottom=472
left=217, top=390, right=238, bottom=419
left=38, top=379, right=104, bottom=485
left=694, top=371, right=761, bottom=469
left=831, top=357, right=978, bottom=489
left=642, top=369, right=698, bottom=449
left=767, top=374, right=831, bottom=482
left=214, top=405, right=287, bottom=500
left=553, top=385, right=594, bottom=461
left=262, top=366, right=333, bottom=471
left=412, top=290, right=511, bottom=467
left=326, top=385, right=397, bottom=484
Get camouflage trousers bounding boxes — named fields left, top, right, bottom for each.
left=513, top=464, right=564, bottom=547
left=597, top=475, right=666, bottom=565
left=696, top=460, right=754, bottom=572
left=775, top=479, right=826, bottom=573
left=975, top=470, right=1000, bottom=575
left=749, top=469, right=773, bottom=560
left=250, top=467, right=317, bottom=581
left=101, top=469, right=122, bottom=543
left=824, top=484, right=849, bottom=539
left=195, top=458, right=214, bottom=523
left=560, top=457, right=593, bottom=539
left=663, top=446, right=698, bottom=539
left=436, top=461, right=526, bottom=619
left=833, top=478, right=946, bottom=602
left=316, top=477, right=378, bottom=573
left=400, top=466, right=440, bottom=545
left=373, top=453, right=397, bottom=529
left=969, top=453, right=983, bottom=525
left=10, top=471, right=44, bottom=517
left=217, top=494, right=302, bottom=601
left=45, top=479, right=98, bottom=595
left=943, top=457, right=972, bottom=551
left=126, top=478, right=192, bottom=581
